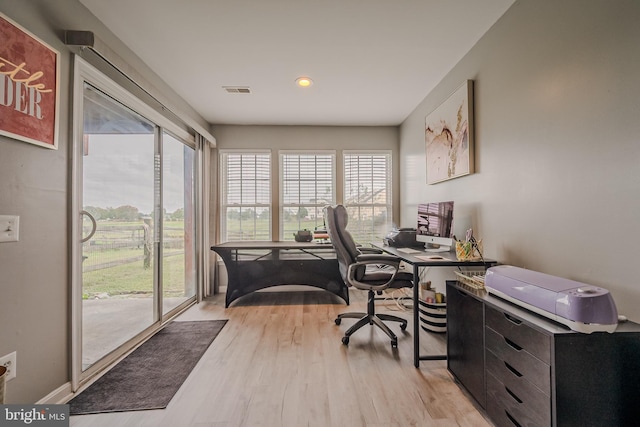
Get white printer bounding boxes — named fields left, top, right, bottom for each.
left=485, top=265, right=619, bottom=333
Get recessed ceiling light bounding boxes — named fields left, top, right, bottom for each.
left=295, top=77, right=313, bottom=88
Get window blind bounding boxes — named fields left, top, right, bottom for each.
left=280, top=152, right=335, bottom=240
left=220, top=151, right=271, bottom=241
left=344, top=151, right=392, bottom=243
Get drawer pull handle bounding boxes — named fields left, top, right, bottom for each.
left=505, top=410, right=522, bottom=427
left=504, top=337, right=523, bottom=351
left=504, top=361, right=523, bottom=377
left=504, top=313, right=522, bottom=325
left=505, top=386, right=523, bottom=404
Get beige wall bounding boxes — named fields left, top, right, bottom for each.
left=399, top=0, right=640, bottom=321
left=0, top=0, right=209, bottom=403
left=212, top=125, right=401, bottom=237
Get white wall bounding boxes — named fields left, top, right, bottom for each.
left=399, top=0, right=640, bottom=321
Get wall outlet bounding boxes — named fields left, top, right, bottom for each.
left=0, top=215, right=20, bottom=243
left=0, top=351, right=17, bottom=381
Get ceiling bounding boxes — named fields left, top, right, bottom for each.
left=79, top=0, right=514, bottom=127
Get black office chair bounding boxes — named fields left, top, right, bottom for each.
left=324, top=205, right=413, bottom=348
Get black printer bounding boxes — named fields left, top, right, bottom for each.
left=383, top=228, right=422, bottom=248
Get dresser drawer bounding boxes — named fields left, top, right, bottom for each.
left=486, top=371, right=550, bottom=427
left=486, top=350, right=550, bottom=420
left=485, top=305, right=551, bottom=364
left=446, top=283, right=486, bottom=407
left=485, top=326, right=550, bottom=392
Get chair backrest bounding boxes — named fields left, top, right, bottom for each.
left=324, top=205, right=361, bottom=283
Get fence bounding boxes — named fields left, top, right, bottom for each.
left=82, top=223, right=184, bottom=272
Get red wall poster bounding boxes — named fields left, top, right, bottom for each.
left=0, top=12, right=59, bottom=149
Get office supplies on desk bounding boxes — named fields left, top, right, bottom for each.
left=485, top=265, right=618, bottom=333
left=455, top=228, right=483, bottom=261
left=384, top=227, right=421, bottom=248
left=453, top=270, right=486, bottom=289
left=312, top=227, right=329, bottom=241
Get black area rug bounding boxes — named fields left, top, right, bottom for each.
left=69, top=320, right=227, bottom=415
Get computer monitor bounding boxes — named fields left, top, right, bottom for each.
left=416, top=201, right=454, bottom=252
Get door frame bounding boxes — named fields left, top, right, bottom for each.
left=70, top=55, right=202, bottom=390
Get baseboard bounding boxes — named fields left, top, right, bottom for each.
left=36, top=382, right=73, bottom=404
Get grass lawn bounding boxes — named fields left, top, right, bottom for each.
left=82, top=254, right=190, bottom=299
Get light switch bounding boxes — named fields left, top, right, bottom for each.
left=0, top=215, right=20, bottom=242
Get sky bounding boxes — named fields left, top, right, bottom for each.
left=83, top=133, right=192, bottom=215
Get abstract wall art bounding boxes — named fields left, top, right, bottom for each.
left=425, top=80, right=474, bottom=184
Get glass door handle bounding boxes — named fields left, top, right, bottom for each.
left=81, top=210, right=97, bottom=243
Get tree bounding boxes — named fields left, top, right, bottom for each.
left=171, top=208, right=184, bottom=220
left=241, top=208, right=255, bottom=220
left=296, top=206, right=309, bottom=219
left=114, top=205, right=139, bottom=221
left=83, top=206, right=108, bottom=221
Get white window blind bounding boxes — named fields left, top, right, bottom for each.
left=220, top=151, right=271, bottom=241
left=344, top=151, right=392, bottom=243
left=280, top=152, right=335, bottom=240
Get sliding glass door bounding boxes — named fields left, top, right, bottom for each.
left=162, top=132, right=196, bottom=314
left=73, top=57, right=199, bottom=386
left=80, top=83, right=158, bottom=369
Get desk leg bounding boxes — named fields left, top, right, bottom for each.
left=413, top=264, right=420, bottom=368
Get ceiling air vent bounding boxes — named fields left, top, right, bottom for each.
left=223, top=86, right=251, bottom=94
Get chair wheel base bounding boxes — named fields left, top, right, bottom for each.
left=335, top=318, right=341, bottom=325
left=342, top=336, right=349, bottom=345
left=400, top=321, right=407, bottom=331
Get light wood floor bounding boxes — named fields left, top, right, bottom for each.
left=69, top=288, right=492, bottom=427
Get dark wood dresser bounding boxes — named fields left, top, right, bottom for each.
left=446, top=281, right=640, bottom=427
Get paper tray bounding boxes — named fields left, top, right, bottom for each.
left=454, top=270, right=486, bottom=290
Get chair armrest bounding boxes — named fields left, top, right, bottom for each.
left=355, top=253, right=400, bottom=265
left=346, top=257, right=400, bottom=290
left=358, top=246, right=383, bottom=254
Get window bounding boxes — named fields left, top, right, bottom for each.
left=280, top=151, right=335, bottom=240
left=343, top=151, right=392, bottom=243
left=220, top=151, right=271, bottom=241
left=219, top=149, right=392, bottom=243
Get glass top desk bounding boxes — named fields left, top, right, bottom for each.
left=370, top=242, right=497, bottom=367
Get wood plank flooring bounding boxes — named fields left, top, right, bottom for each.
left=69, top=288, right=492, bottom=427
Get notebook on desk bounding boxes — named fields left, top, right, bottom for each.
left=415, top=255, right=448, bottom=261
left=396, top=248, right=450, bottom=260
left=397, top=247, right=421, bottom=254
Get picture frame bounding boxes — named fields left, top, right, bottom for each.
left=0, top=12, right=60, bottom=150
left=425, top=80, right=474, bottom=184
